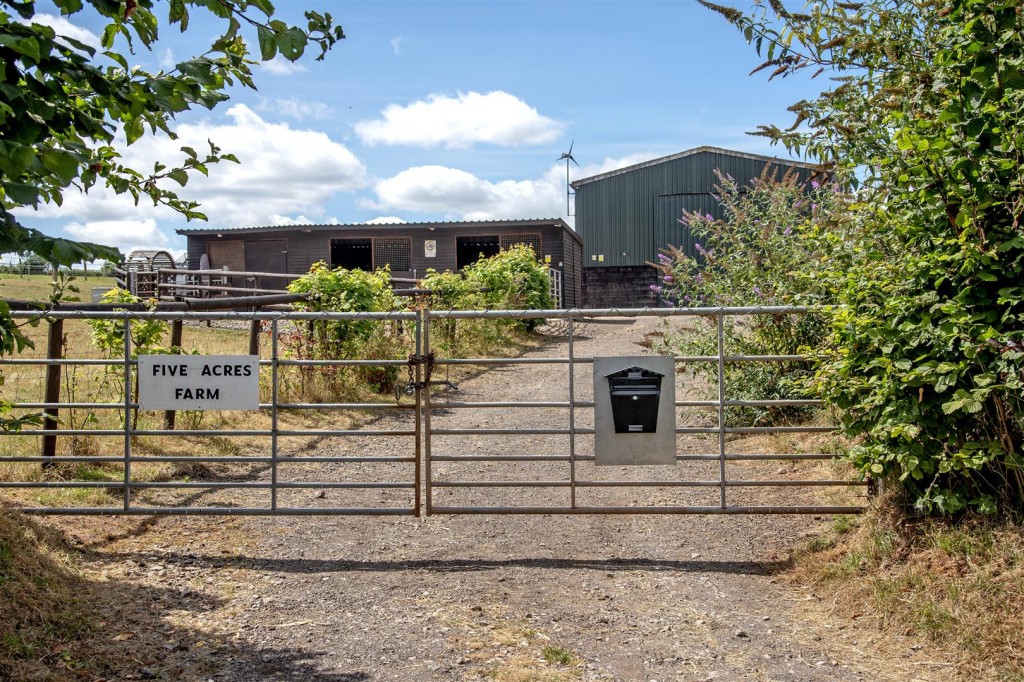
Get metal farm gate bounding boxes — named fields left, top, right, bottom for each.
left=0, top=307, right=868, bottom=517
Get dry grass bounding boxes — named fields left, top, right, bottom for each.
left=0, top=273, right=118, bottom=303
left=0, top=509, right=92, bottom=680
left=444, top=604, right=583, bottom=682
left=789, top=498, right=1024, bottom=681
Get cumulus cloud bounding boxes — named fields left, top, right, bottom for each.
left=355, top=91, right=564, bottom=149
left=259, top=97, right=333, bottom=121
left=24, top=13, right=101, bottom=51
left=390, top=36, right=403, bottom=56
left=32, top=104, right=367, bottom=229
left=260, top=55, right=307, bottom=75
left=369, top=165, right=566, bottom=221
left=363, top=216, right=406, bottom=225
left=65, top=219, right=169, bottom=255
left=366, top=153, right=663, bottom=223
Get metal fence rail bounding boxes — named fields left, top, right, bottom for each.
left=1, top=309, right=422, bottom=516
left=422, top=306, right=865, bottom=516
left=0, top=306, right=866, bottom=516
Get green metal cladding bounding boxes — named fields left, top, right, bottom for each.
left=572, top=146, right=814, bottom=268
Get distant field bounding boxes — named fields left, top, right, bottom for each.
left=0, top=273, right=118, bottom=303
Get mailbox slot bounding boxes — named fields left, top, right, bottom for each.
left=606, top=366, right=664, bottom=433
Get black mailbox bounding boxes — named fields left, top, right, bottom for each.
left=606, top=366, right=664, bottom=433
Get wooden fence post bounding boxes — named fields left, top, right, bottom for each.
left=162, top=319, right=184, bottom=430
left=41, top=318, right=64, bottom=468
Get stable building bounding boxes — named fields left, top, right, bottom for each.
left=177, top=219, right=584, bottom=308
left=572, top=146, right=817, bottom=308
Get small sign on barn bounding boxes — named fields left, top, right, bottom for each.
left=137, top=355, right=260, bottom=410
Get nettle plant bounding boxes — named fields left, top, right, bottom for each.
left=653, top=167, right=850, bottom=426
left=705, top=0, right=1024, bottom=515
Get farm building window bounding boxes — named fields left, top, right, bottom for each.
left=331, top=239, right=372, bottom=271
left=331, top=237, right=412, bottom=272
left=499, top=233, right=542, bottom=255
left=457, top=235, right=500, bottom=269
left=373, top=237, right=412, bottom=272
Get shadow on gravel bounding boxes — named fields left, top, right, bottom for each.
left=91, top=552, right=793, bottom=577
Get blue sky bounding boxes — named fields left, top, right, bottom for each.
left=19, top=0, right=825, bottom=260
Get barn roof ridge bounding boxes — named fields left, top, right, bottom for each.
left=570, top=145, right=817, bottom=189
left=176, top=217, right=573, bottom=237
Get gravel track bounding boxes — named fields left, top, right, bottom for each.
left=52, top=317, right=942, bottom=682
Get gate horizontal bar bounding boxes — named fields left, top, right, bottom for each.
left=428, top=505, right=863, bottom=515
left=21, top=507, right=417, bottom=516
left=0, top=455, right=417, bottom=464
left=430, top=479, right=866, bottom=489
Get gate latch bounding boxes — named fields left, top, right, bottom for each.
left=402, top=352, right=434, bottom=396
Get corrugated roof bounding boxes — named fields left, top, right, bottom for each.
left=176, top=218, right=581, bottom=244
left=570, top=146, right=817, bottom=189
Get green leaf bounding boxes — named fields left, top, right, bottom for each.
left=257, top=24, right=277, bottom=60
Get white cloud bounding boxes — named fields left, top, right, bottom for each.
left=159, top=47, right=175, bottom=70
left=267, top=214, right=339, bottom=226
left=32, top=104, right=367, bottom=230
left=65, top=219, right=169, bottom=255
left=24, top=13, right=101, bottom=51
left=260, top=97, right=333, bottom=121
left=261, top=55, right=307, bottom=75
left=369, top=165, right=566, bottom=221
left=355, top=91, right=564, bottom=149
left=364, top=216, right=406, bottom=224
left=366, top=153, right=662, bottom=224
left=390, top=36, right=403, bottom=55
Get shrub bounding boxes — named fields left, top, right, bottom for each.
left=285, top=263, right=408, bottom=397
left=653, top=168, right=847, bottom=425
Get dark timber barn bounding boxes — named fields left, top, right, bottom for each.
left=571, top=146, right=816, bottom=308
left=177, top=219, right=584, bottom=308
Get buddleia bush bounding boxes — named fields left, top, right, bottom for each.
left=653, top=167, right=849, bottom=426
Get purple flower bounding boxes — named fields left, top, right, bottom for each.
left=694, top=272, right=704, bottom=284
left=753, top=286, right=763, bottom=297
left=683, top=295, right=691, bottom=304
left=705, top=213, right=714, bottom=221
left=649, top=285, right=663, bottom=293
left=811, top=180, right=821, bottom=190
left=812, top=203, right=819, bottom=211
left=695, top=242, right=706, bottom=256
left=657, top=253, right=671, bottom=262
left=710, top=193, right=721, bottom=202
left=783, top=226, right=792, bottom=236
left=663, top=275, right=674, bottom=283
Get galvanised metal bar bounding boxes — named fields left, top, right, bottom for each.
left=424, top=453, right=841, bottom=463
left=568, top=316, right=577, bottom=509
left=22, top=507, right=417, bottom=516
left=271, top=319, right=279, bottom=511
left=123, top=317, right=132, bottom=512
left=413, top=308, right=423, bottom=516
left=423, top=308, right=434, bottom=516
left=717, top=312, right=727, bottom=509
left=428, top=505, right=864, bottom=515
left=0, top=455, right=417, bottom=464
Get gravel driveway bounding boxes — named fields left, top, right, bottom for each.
left=62, top=316, right=942, bottom=682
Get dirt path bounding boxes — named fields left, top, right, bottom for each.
left=52, top=318, right=944, bottom=681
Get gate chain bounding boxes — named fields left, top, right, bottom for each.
left=398, top=352, right=434, bottom=401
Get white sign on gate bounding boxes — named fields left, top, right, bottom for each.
left=137, top=355, right=260, bottom=411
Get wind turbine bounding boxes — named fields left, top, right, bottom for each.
left=559, top=140, right=579, bottom=216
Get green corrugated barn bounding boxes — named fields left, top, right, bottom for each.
left=571, top=146, right=816, bottom=308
